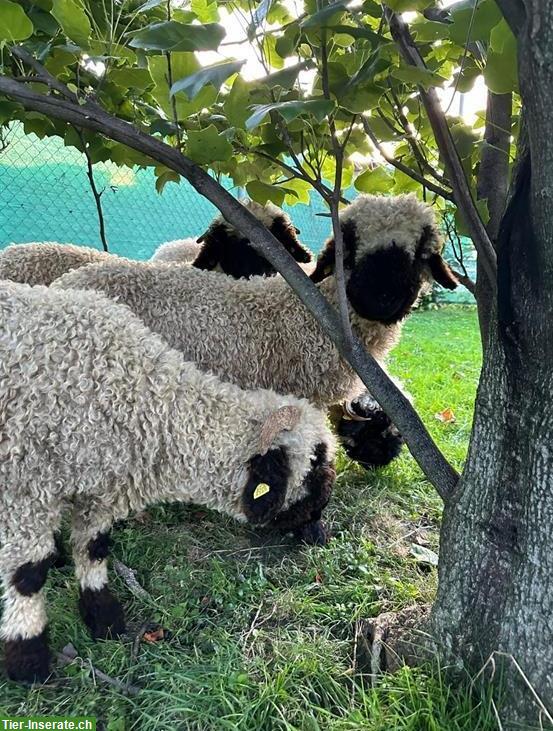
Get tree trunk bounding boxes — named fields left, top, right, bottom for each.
left=431, top=143, right=553, bottom=726
left=476, top=91, right=512, bottom=351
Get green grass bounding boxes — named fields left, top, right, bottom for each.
left=0, top=307, right=491, bottom=731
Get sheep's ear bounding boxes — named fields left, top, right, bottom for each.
left=310, top=238, right=335, bottom=283
left=270, top=217, right=311, bottom=263
left=259, top=405, right=301, bottom=454
left=427, top=253, right=459, bottom=290
left=192, top=229, right=223, bottom=271
left=242, top=447, right=290, bottom=524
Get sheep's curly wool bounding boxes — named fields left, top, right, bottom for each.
left=0, top=280, right=335, bottom=682
left=55, top=260, right=398, bottom=408
left=0, top=242, right=112, bottom=286
left=55, top=194, right=453, bottom=411
left=150, top=238, right=200, bottom=263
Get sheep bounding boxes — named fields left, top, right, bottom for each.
left=53, top=194, right=458, bottom=465
left=0, top=242, right=113, bottom=286
left=150, top=237, right=200, bottom=264
left=151, top=200, right=312, bottom=278
left=0, top=279, right=336, bottom=683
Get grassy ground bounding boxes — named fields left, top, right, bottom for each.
left=0, top=307, right=490, bottom=731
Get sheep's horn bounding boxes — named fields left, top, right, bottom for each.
left=260, top=405, right=302, bottom=454
left=342, top=401, right=372, bottom=422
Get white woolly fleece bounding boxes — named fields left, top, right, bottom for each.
left=340, top=193, right=443, bottom=261
left=0, top=242, right=114, bottom=286
left=150, top=238, right=201, bottom=263
left=54, top=261, right=400, bottom=408
left=0, top=281, right=335, bottom=553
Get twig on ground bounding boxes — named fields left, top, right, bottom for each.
left=113, top=559, right=152, bottom=601
left=57, top=643, right=140, bottom=696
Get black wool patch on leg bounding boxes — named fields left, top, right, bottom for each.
left=4, top=629, right=50, bottom=683
left=12, top=554, right=55, bottom=596
left=87, top=532, right=111, bottom=562
left=79, top=586, right=126, bottom=640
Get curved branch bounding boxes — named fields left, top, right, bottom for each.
left=385, top=9, right=498, bottom=294
left=362, top=118, right=454, bottom=200
left=0, top=73, right=459, bottom=499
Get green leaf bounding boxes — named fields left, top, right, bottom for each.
left=171, top=60, right=245, bottom=99
left=282, top=178, right=311, bottom=205
left=0, top=0, right=33, bottom=41
left=51, top=0, right=91, bottom=46
left=248, top=0, right=272, bottom=34
left=129, top=21, right=225, bottom=52
left=300, top=0, right=347, bottom=28
left=0, top=100, right=23, bottom=124
left=224, top=76, right=255, bottom=128
left=354, top=166, right=393, bottom=193
left=391, top=65, right=447, bottom=89
left=246, top=180, right=285, bottom=206
left=246, top=99, right=335, bottom=129
left=410, top=20, right=450, bottom=41
left=191, top=0, right=219, bottom=22
left=150, top=53, right=217, bottom=119
left=155, top=167, right=181, bottom=193
left=448, top=0, right=502, bottom=45
left=185, top=124, right=233, bottom=164
left=261, top=34, right=284, bottom=69
left=484, top=19, right=517, bottom=93
left=109, top=68, right=153, bottom=91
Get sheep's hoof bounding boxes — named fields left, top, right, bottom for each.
left=294, top=519, right=330, bottom=546
left=4, top=630, right=51, bottom=683
left=79, top=586, right=126, bottom=640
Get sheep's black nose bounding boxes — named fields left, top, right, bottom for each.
left=294, top=519, right=330, bottom=546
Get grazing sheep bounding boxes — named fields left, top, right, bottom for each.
left=182, top=200, right=311, bottom=278
left=150, top=237, right=200, bottom=264
left=54, top=194, right=457, bottom=457
left=0, top=242, right=113, bottom=286
left=0, top=280, right=336, bottom=683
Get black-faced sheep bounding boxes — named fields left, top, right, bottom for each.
left=0, top=280, right=335, bottom=683
left=151, top=200, right=312, bottom=278
left=54, top=194, right=457, bottom=463
left=0, top=242, right=112, bottom=286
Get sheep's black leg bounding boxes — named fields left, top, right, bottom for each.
left=1, top=526, right=59, bottom=683
left=71, top=505, right=125, bottom=640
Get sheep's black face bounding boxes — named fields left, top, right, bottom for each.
left=272, top=442, right=335, bottom=546
left=346, top=244, right=425, bottom=324
left=242, top=446, right=291, bottom=525
left=194, top=216, right=311, bottom=279
left=338, top=395, right=404, bottom=469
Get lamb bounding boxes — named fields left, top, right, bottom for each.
left=54, top=194, right=458, bottom=464
left=151, top=200, right=312, bottom=278
left=0, top=242, right=113, bottom=286
left=0, top=280, right=336, bottom=683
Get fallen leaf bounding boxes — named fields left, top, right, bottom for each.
left=143, top=626, right=165, bottom=643
left=435, top=407, right=456, bottom=423
left=314, top=572, right=323, bottom=584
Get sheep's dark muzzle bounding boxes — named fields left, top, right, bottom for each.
left=272, top=442, right=335, bottom=546
left=346, top=245, right=424, bottom=324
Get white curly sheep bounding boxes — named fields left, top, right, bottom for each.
left=0, top=280, right=335, bottom=683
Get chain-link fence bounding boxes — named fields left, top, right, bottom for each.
left=0, top=121, right=474, bottom=301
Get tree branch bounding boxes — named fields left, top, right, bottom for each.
left=385, top=9, right=498, bottom=294
left=320, top=28, right=354, bottom=345
left=78, top=130, right=109, bottom=252
left=362, top=117, right=454, bottom=200
left=0, top=74, right=459, bottom=499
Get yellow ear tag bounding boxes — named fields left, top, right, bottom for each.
left=253, top=483, right=271, bottom=500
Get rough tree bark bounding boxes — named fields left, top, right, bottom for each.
left=476, top=92, right=512, bottom=351
left=430, top=1, right=553, bottom=724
